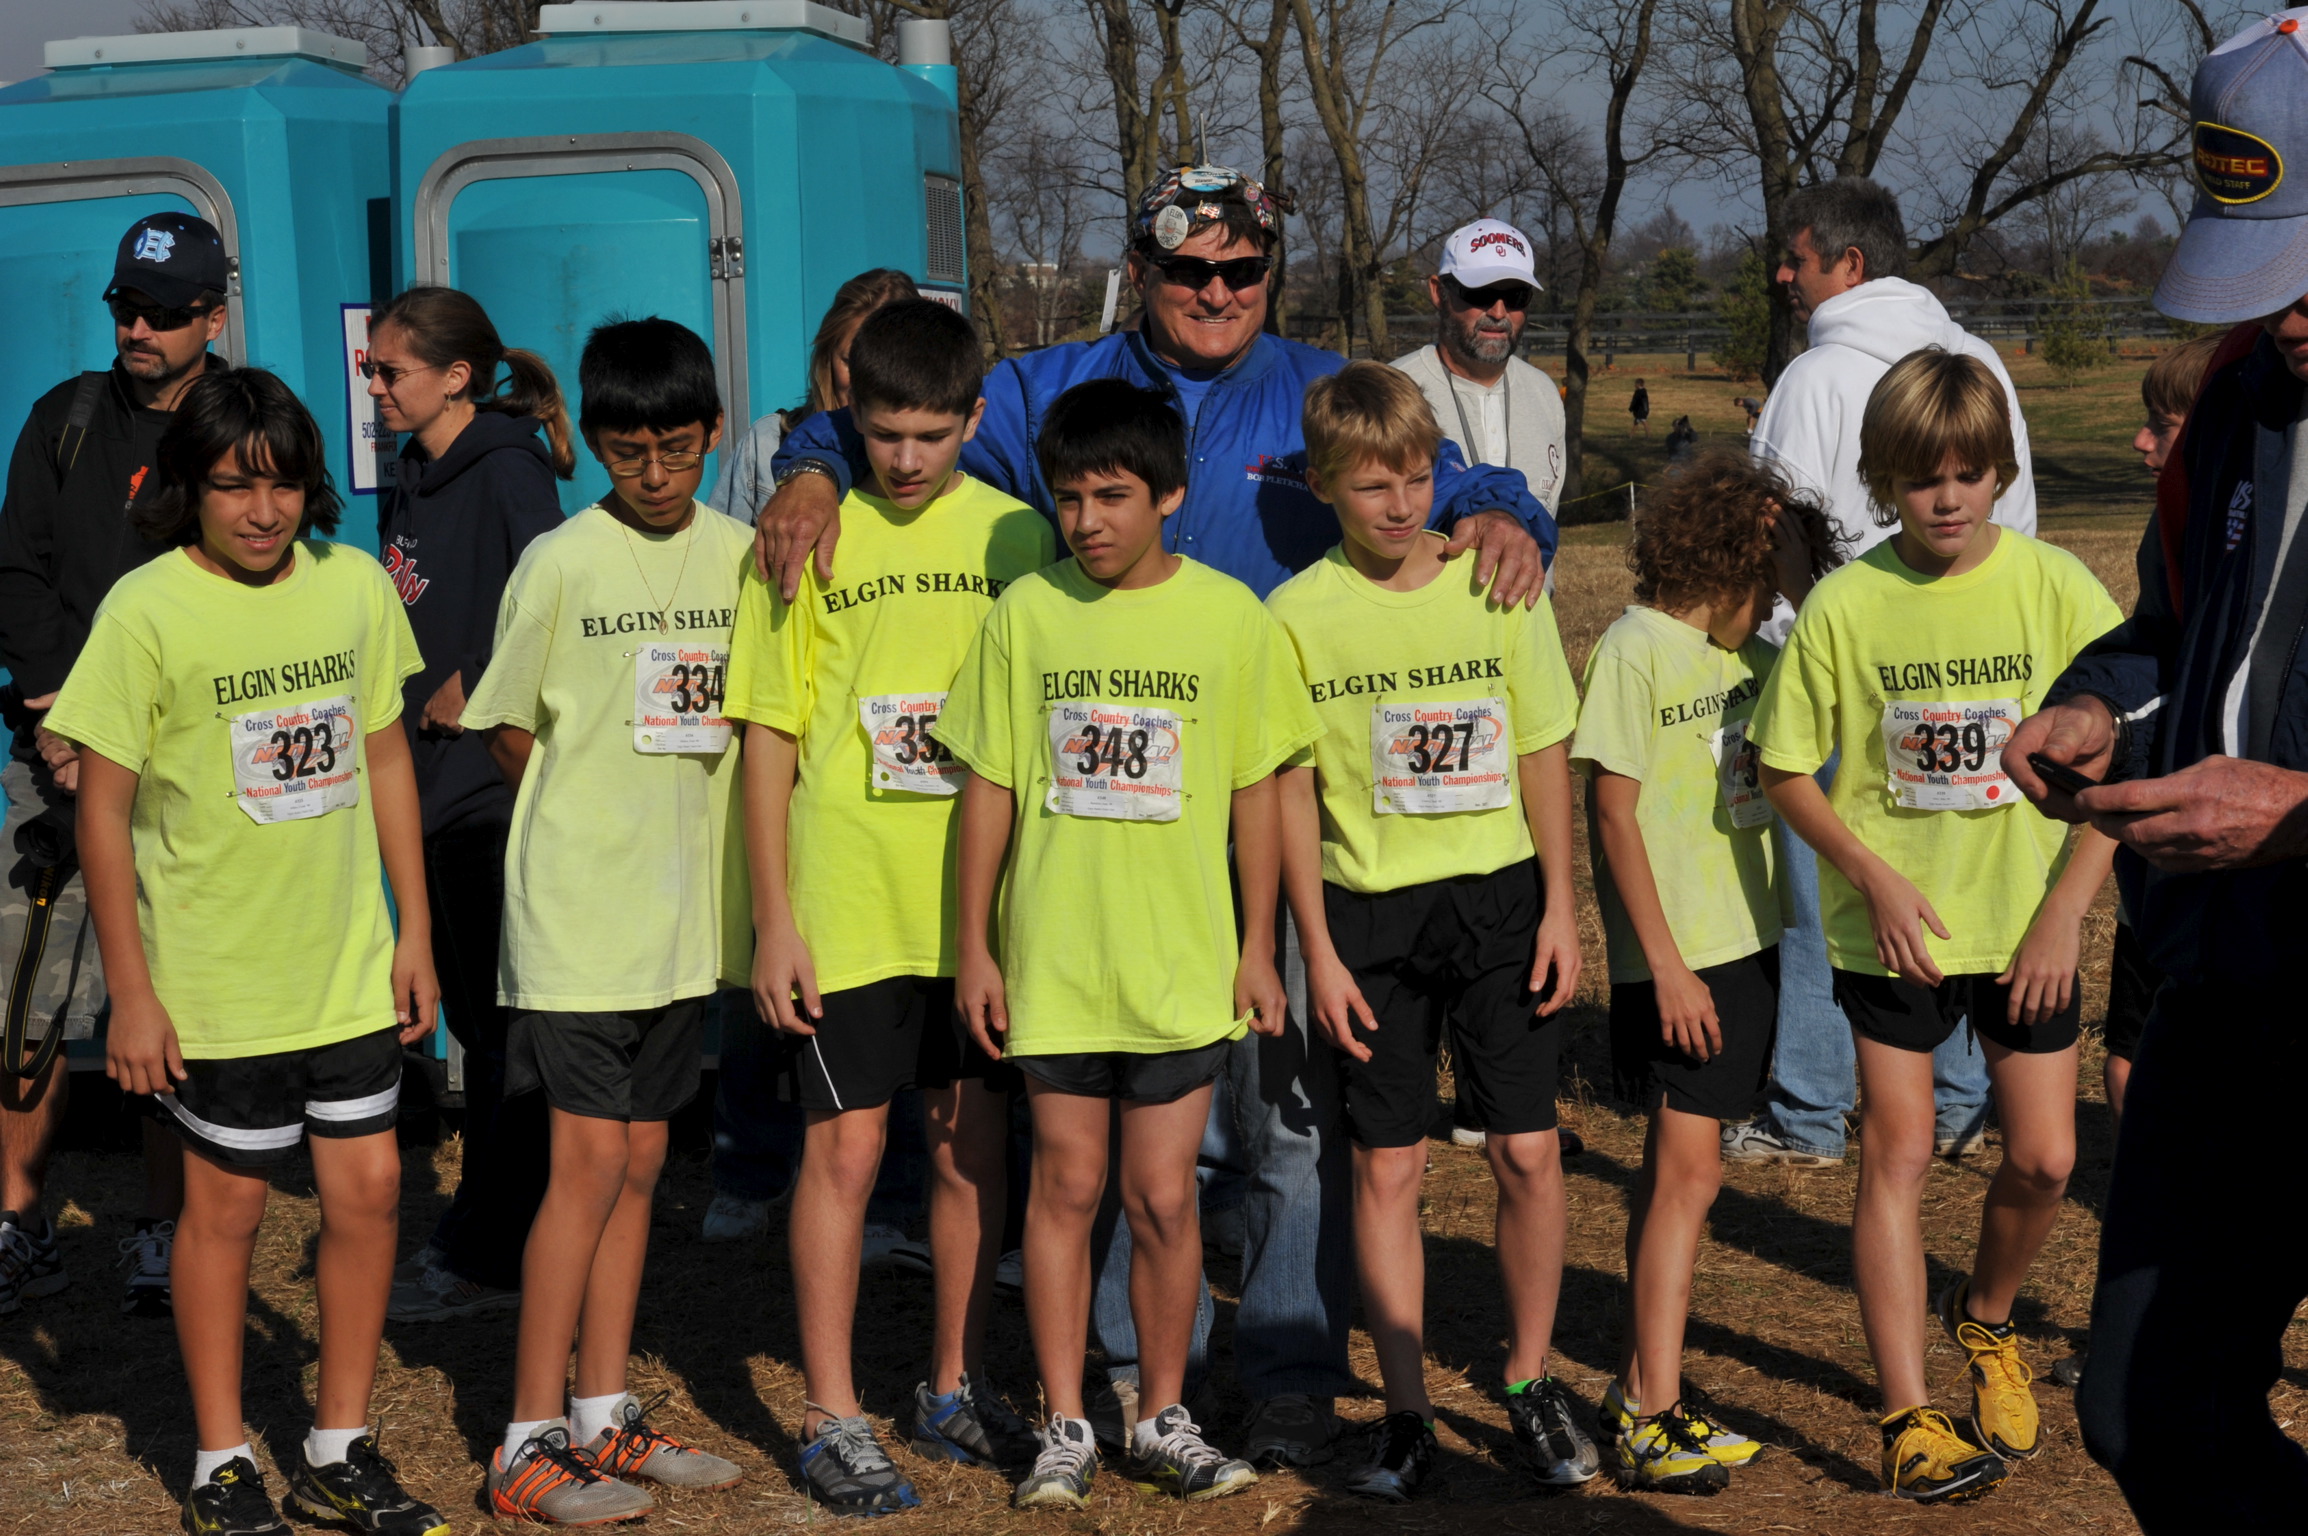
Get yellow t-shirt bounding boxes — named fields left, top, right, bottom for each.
left=1264, top=541, right=1579, bottom=893
left=723, top=478, right=1055, bottom=991
left=46, top=542, right=422, bottom=1058
left=1749, top=530, right=2123, bottom=976
left=460, top=503, right=755, bottom=1010
left=935, top=557, right=1323, bottom=1056
left=1572, top=605, right=1782, bottom=983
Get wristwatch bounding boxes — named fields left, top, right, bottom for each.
left=775, top=458, right=839, bottom=490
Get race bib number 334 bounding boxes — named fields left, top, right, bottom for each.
left=1881, top=698, right=2020, bottom=810
left=1370, top=697, right=1511, bottom=814
left=1046, top=701, right=1184, bottom=821
left=634, top=643, right=732, bottom=754
left=231, top=694, right=359, bottom=824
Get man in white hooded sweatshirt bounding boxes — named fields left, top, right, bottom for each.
left=1722, top=177, right=2024, bottom=1168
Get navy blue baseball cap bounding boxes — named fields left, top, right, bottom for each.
left=105, top=211, right=229, bottom=310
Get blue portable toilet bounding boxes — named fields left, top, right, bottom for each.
left=393, top=0, right=968, bottom=518
left=0, top=27, right=396, bottom=546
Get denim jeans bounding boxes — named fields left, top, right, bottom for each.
left=1090, top=915, right=1357, bottom=1402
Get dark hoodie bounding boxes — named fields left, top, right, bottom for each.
left=378, top=410, right=564, bottom=834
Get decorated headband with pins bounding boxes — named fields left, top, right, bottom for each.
left=1135, top=164, right=1294, bottom=251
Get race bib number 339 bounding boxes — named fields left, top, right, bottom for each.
left=1370, top=697, right=1511, bottom=814
left=1881, top=698, right=2020, bottom=810
left=231, top=695, right=359, bottom=824
left=1046, top=701, right=1184, bottom=821
left=634, top=643, right=732, bottom=754
left=861, top=690, right=967, bottom=795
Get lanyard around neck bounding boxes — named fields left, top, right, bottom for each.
left=1443, top=363, right=1507, bottom=471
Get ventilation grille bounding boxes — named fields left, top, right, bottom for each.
left=925, top=174, right=966, bottom=285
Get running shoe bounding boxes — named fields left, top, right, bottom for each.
left=992, top=1248, right=1024, bottom=1300
left=586, top=1393, right=743, bottom=1489
left=1718, top=1117, right=1840, bottom=1167
left=118, top=1217, right=174, bottom=1318
left=182, top=1456, right=287, bottom=1536
left=1614, top=1409, right=1729, bottom=1495
left=1597, top=1378, right=1636, bottom=1448
left=2051, top=1351, right=2086, bottom=1390
left=386, top=1259, right=520, bottom=1323
left=1937, top=1276, right=2040, bottom=1459
left=700, top=1194, right=773, bottom=1243
left=883, top=1238, right=935, bottom=1277
left=1242, top=1392, right=1338, bottom=1468
left=0, top=1209, right=66, bottom=1317
left=1597, top=1380, right=1760, bottom=1466
left=1506, top=1377, right=1599, bottom=1487
left=859, top=1224, right=911, bottom=1270
left=913, top=1371, right=1036, bottom=1467
left=486, top=1421, right=654, bottom=1525
left=1014, top=1416, right=1097, bottom=1510
left=1121, top=1404, right=1257, bottom=1501
left=797, top=1412, right=919, bottom=1515
left=286, top=1434, right=449, bottom=1535
left=1879, top=1406, right=2007, bottom=1504
left=1342, top=1410, right=1436, bottom=1502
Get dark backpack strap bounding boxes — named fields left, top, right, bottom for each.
left=53, top=370, right=106, bottom=486
left=2, top=855, right=75, bottom=1080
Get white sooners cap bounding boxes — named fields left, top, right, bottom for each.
left=1439, top=218, right=1539, bottom=291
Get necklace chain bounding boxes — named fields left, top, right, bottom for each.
left=619, top=514, right=695, bottom=634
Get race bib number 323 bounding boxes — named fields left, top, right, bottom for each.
left=231, top=695, right=359, bottom=825
left=634, top=643, right=732, bottom=754
left=1370, top=698, right=1511, bottom=814
left=1881, top=698, right=2020, bottom=810
left=1046, top=701, right=1184, bottom=821
left=861, top=690, right=967, bottom=795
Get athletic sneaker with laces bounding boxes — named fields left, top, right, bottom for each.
left=118, top=1217, right=174, bottom=1318
left=1879, top=1405, right=2007, bottom=1503
left=286, top=1434, right=449, bottom=1535
left=182, top=1455, right=287, bottom=1536
left=1595, top=1380, right=1759, bottom=1466
left=913, top=1371, right=1037, bottom=1467
left=486, top=1420, right=655, bottom=1525
left=700, top=1194, right=773, bottom=1243
left=0, top=1209, right=66, bottom=1316
left=586, top=1393, right=743, bottom=1489
left=1718, top=1116, right=1840, bottom=1167
left=386, top=1260, right=519, bottom=1323
left=1122, top=1403, right=1257, bottom=1501
left=1342, top=1410, right=1436, bottom=1502
left=1014, top=1416, right=1097, bottom=1509
left=1614, top=1409, right=1729, bottom=1495
left=797, top=1412, right=919, bottom=1515
left=1506, top=1377, right=1599, bottom=1486
left=1936, top=1276, right=2040, bottom=1459
left=1242, top=1392, right=1337, bottom=1468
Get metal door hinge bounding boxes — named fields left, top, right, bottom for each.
left=710, top=235, right=744, bottom=279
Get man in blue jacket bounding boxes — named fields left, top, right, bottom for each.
left=756, top=165, right=1558, bottom=1471
left=2006, top=14, right=2308, bottom=1529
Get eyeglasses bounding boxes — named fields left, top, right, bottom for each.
left=108, top=297, right=217, bottom=332
left=605, top=451, right=704, bottom=478
left=1150, top=255, right=1272, bottom=292
left=356, top=359, right=439, bottom=388
left=1444, top=278, right=1533, bottom=312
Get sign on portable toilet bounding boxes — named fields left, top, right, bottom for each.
left=393, top=0, right=968, bottom=518
left=0, top=27, right=396, bottom=547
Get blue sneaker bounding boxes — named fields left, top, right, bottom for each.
left=798, top=1413, right=919, bottom=1516
left=912, top=1372, right=1036, bottom=1468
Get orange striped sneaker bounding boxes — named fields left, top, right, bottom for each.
left=485, top=1421, right=654, bottom=1526
left=585, top=1394, right=742, bottom=1489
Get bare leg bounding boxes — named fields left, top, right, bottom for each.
left=1964, top=1042, right=2078, bottom=1325
left=512, top=1109, right=633, bottom=1423
left=1489, top=1128, right=1566, bottom=1386
left=0, top=1056, right=66, bottom=1217
left=1352, top=1142, right=1431, bottom=1415
left=306, top=1130, right=401, bottom=1430
left=1023, top=1084, right=1109, bottom=1421
left=173, top=1144, right=268, bottom=1452
left=1851, top=1037, right=1938, bottom=1413
left=572, top=1117, right=668, bottom=1400
left=789, top=1103, right=889, bottom=1429
left=1114, top=1085, right=1214, bottom=1416
left=1624, top=1107, right=1721, bottom=1412
left=925, top=1081, right=1008, bottom=1394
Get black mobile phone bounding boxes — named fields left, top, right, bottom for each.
left=2026, top=753, right=2099, bottom=797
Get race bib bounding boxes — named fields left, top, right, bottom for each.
left=1046, top=701, right=1184, bottom=821
left=230, top=695, right=359, bottom=825
left=1710, top=719, right=1772, bottom=828
left=1880, top=698, right=2020, bottom=810
left=860, top=690, right=967, bottom=796
left=1370, top=698, right=1511, bottom=815
left=633, top=643, right=732, bottom=754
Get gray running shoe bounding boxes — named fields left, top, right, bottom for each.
left=485, top=1421, right=655, bottom=1525
left=1243, top=1393, right=1338, bottom=1468
left=387, top=1261, right=518, bottom=1323
left=1719, top=1116, right=1841, bottom=1167
left=913, top=1372, right=1036, bottom=1467
left=797, top=1412, right=919, bottom=1515
left=0, top=1210, right=66, bottom=1317
left=1013, top=1416, right=1098, bottom=1510
left=1121, top=1404, right=1257, bottom=1502
left=1342, top=1410, right=1436, bottom=1502
left=118, top=1217, right=173, bottom=1318
left=587, top=1393, right=743, bottom=1489
left=700, top=1194, right=773, bottom=1242
left=1507, top=1377, right=1600, bottom=1487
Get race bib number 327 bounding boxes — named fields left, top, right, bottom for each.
left=861, top=690, right=967, bottom=795
left=1370, top=697, right=1511, bottom=814
left=231, top=695, right=359, bottom=824
left=634, top=643, right=732, bottom=754
left=1046, top=701, right=1185, bottom=821
left=1880, top=698, right=2021, bottom=810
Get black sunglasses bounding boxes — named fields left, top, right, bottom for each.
left=1444, top=277, right=1532, bottom=312
left=1150, top=254, right=1273, bottom=292
left=109, top=296, right=217, bottom=332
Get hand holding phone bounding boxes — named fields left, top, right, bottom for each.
left=2026, top=752, right=2100, bottom=798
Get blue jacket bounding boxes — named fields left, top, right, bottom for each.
left=773, top=328, right=1555, bottom=599
left=2046, top=332, right=2306, bottom=989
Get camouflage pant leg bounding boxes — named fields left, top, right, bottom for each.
left=2, top=757, right=104, bottom=1049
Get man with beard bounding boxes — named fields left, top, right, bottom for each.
left=1393, top=219, right=1567, bottom=512
left=0, top=212, right=225, bottom=1320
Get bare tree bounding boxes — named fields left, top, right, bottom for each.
left=140, top=0, right=540, bottom=76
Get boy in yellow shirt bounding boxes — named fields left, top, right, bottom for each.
left=940, top=379, right=1318, bottom=1509
left=1266, top=362, right=1585, bottom=1501
left=727, top=299, right=1054, bottom=1512
left=464, top=319, right=754, bottom=1525
left=1751, top=349, right=2121, bottom=1504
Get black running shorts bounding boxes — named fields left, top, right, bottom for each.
left=1322, top=858, right=1561, bottom=1148
left=1833, top=968, right=2081, bottom=1055
left=1610, top=947, right=1780, bottom=1121
left=1014, top=1039, right=1230, bottom=1104
left=773, top=974, right=1015, bottom=1112
left=506, top=996, right=707, bottom=1121
left=163, top=1026, right=403, bottom=1167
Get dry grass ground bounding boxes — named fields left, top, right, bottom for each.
left=8, top=343, right=2302, bottom=1534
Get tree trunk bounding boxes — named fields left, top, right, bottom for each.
left=1290, top=0, right=1388, bottom=356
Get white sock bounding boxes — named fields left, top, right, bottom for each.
left=193, top=1444, right=254, bottom=1487
left=1132, top=1410, right=1177, bottom=1455
left=569, top=1392, right=629, bottom=1445
left=304, top=1426, right=366, bottom=1468
left=502, top=1419, right=554, bottom=1465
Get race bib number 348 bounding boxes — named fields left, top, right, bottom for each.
left=1881, top=698, right=2021, bottom=810
left=1370, top=697, right=1511, bottom=814
left=634, top=643, right=732, bottom=754
left=861, top=690, right=967, bottom=795
left=231, top=695, right=359, bottom=825
left=1046, top=701, right=1184, bottom=821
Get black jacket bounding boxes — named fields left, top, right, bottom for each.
left=0, top=364, right=179, bottom=700
left=378, top=410, right=564, bottom=835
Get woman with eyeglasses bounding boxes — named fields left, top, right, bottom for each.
left=365, top=285, right=574, bottom=1328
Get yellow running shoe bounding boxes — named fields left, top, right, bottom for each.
left=1602, top=1380, right=1761, bottom=1467
left=1614, top=1409, right=1729, bottom=1496
left=1879, top=1406, right=2007, bottom=1504
left=1936, top=1276, right=2040, bottom=1459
